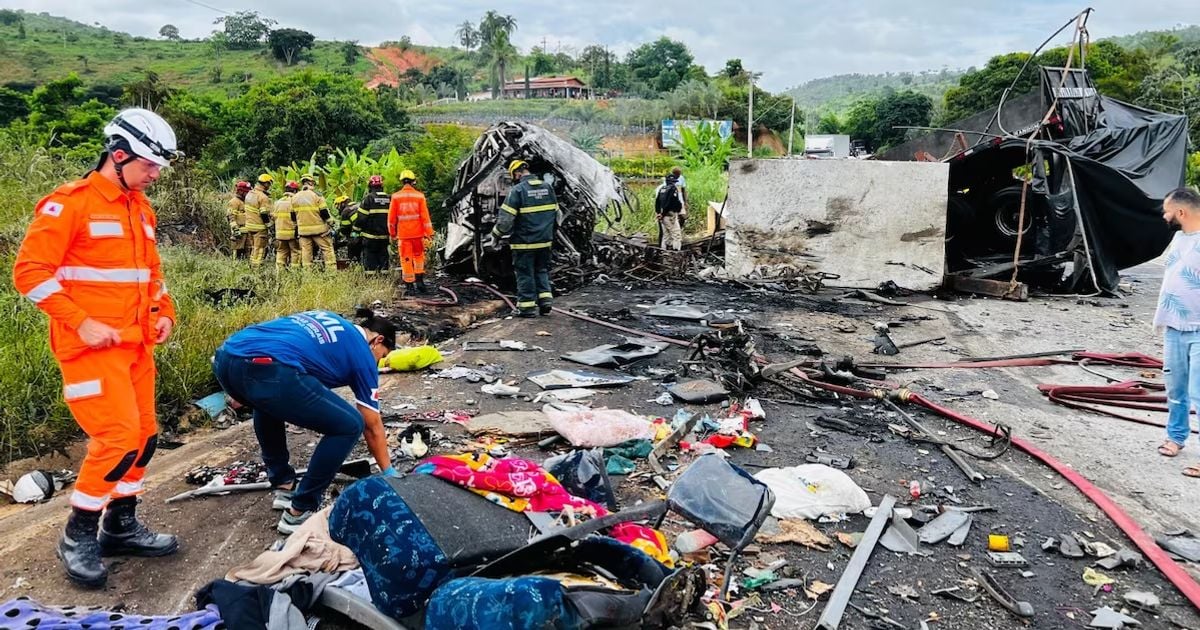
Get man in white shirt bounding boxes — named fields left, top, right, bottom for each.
left=1154, top=187, right=1200, bottom=477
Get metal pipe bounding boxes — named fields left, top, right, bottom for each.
left=551, top=306, right=692, bottom=347
left=816, top=494, right=896, bottom=630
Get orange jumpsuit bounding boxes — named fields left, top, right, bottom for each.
left=12, top=171, right=175, bottom=512
left=388, top=184, right=434, bottom=283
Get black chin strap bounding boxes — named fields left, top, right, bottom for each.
left=111, top=152, right=138, bottom=191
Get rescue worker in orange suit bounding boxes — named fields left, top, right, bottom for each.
left=357, top=175, right=392, bottom=276
left=243, top=174, right=274, bottom=267
left=227, top=180, right=251, bottom=260
left=273, top=181, right=301, bottom=271
left=12, top=108, right=181, bottom=588
left=388, top=170, right=434, bottom=293
left=293, top=175, right=336, bottom=270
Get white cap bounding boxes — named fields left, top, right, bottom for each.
left=103, top=108, right=180, bottom=167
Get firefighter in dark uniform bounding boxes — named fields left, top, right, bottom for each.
left=487, top=160, right=558, bottom=318
left=356, top=175, right=392, bottom=275
left=334, top=195, right=362, bottom=266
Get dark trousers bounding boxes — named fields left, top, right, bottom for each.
left=346, top=236, right=364, bottom=266
left=512, top=248, right=553, bottom=312
left=362, top=238, right=389, bottom=273
left=213, top=350, right=364, bottom=512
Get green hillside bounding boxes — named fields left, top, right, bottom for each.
left=0, top=11, right=376, bottom=97
left=784, top=69, right=963, bottom=116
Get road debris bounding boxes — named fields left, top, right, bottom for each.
left=527, top=369, right=634, bottom=390
left=815, top=495, right=897, bottom=630
left=1088, top=606, right=1142, bottom=629
left=754, top=465, right=871, bottom=520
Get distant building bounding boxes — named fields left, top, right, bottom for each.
left=501, top=76, right=589, bottom=99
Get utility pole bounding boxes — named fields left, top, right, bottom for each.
left=747, top=70, right=754, bottom=156
left=787, top=97, right=796, bottom=156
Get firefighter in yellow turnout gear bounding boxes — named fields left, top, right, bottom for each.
left=293, top=175, right=336, bottom=270
left=243, top=174, right=274, bottom=267
left=273, top=181, right=301, bottom=270
left=227, top=181, right=252, bottom=259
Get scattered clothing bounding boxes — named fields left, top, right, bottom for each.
left=185, top=461, right=267, bottom=486
left=196, top=579, right=306, bottom=630
left=415, top=453, right=672, bottom=566
left=226, top=507, right=358, bottom=585
left=329, top=568, right=372, bottom=602
left=0, top=597, right=223, bottom=630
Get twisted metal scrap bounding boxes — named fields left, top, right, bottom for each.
left=441, top=121, right=633, bottom=282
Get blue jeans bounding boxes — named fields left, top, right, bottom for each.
left=213, top=349, right=364, bottom=512
left=1163, top=328, right=1200, bottom=446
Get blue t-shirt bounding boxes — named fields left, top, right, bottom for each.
left=220, top=311, right=380, bottom=411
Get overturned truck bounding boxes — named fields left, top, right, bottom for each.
left=441, top=122, right=634, bottom=287
left=890, top=66, right=1188, bottom=294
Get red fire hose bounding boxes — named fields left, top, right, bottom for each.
left=788, top=367, right=1200, bottom=612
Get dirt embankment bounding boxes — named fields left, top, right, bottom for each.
left=365, top=47, right=439, bottom=89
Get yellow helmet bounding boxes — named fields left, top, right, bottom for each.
left=257, top=173, right=274, bottom=184
left=399, top=169, right=417, bottom=183
left=507, top=160, right=528, bottom=178
left=334, top=195, right=350, bottom=206
left=300, top=174, right=316, bottom=185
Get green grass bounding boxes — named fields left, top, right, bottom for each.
left=0, top=15, right=374, bottom=98
left=610, top=165, right=727, bottom=238
left=0, top=132, right=398, bottom=462
left=0, top=247, right=397, bottom=462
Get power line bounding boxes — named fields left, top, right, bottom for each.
left=175, top=0, right=230, bottom=16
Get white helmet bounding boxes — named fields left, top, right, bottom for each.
left=103, top=108, right=181, bottom=167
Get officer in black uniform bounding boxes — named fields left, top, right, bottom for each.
left=357, top=175, right=393, bottom=275
left=487, top=160, right=558, bottom=318
left=334, top=195, right=362, bottom=266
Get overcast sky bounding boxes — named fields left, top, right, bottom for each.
left=5, top=1, right=1196, bottom=90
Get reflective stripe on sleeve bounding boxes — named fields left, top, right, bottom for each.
left=24, top=278, right=64, bottom=303
left=500, top=204, right=518, bottom=215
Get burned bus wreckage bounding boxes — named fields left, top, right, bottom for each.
left=440, top=122, right=637, bottom=288
left=444, top=69, right=1186, bottom=298
left=887, top=66, right=1189, bottom=295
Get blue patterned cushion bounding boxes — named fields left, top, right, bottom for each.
left=329, top=476, right=452, bottom=619
left=425, top=577, right=580, bottom=630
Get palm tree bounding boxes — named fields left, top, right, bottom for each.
left=455, top=21, right=479, bottom=51
left=478, top=12, right=517, bottom=98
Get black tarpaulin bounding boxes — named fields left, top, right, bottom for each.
left=1038, top=94, right=1187, bottom=293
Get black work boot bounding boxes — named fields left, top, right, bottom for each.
left=415, top=274, right=428, bottom=294
left=404, top=282, right=416, bottom=293
left=58, top=507, right=107, bottom=588
left=515, top=309, right=538, bottom=319
left=539, top=303, right=553, bottom=316
left=99, top=496, right=179, bottom=558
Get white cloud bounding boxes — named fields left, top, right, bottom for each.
left=6, top=0, right=1198, bottom=90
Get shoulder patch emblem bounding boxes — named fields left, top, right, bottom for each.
left=41, top=202, right=64, bottom=217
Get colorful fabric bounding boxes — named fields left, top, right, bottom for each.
left=424, top=577, right=579, bottom=630
left=414, top=453, right=601, bottom=516
left=328, top=476, right=451, bottom=619
left=415, top=453, right=672, bottom=567
left=610, top=522, right=673, bottom=567
left=0, top=597, right=223, bottom=630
